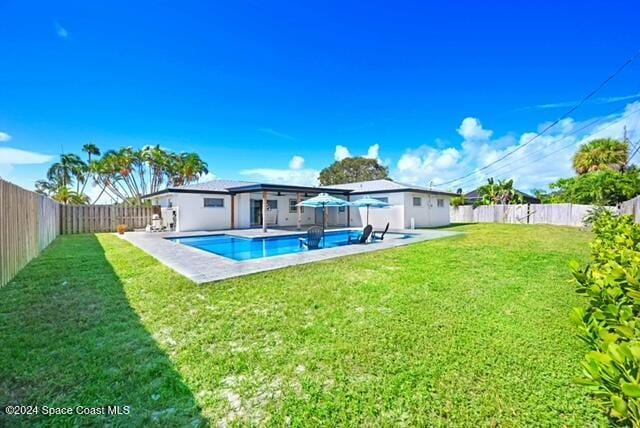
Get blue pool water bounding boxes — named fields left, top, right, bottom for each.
left=168, top=230, right=411, bottom=261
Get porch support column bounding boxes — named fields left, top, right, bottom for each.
left=296, top=192, right=302, bottom=230
left=262, top=190, right=268, bottom=232
left=230, top=194, right=235, bottom=229
left=346, top=194, right=351, bottom=227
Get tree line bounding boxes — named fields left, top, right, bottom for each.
left=35, top=135, right=636, bottom=207
left=36, top=144, right=208, bottom=204
left=467, top=137, right=638, bottom=207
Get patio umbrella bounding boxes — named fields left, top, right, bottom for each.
left=350, top=196, right=390, bottom=225
left=297, top=193, right=350, bottom=246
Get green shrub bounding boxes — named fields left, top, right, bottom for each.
left=451, top=195, right=466, bottom=207
left=582, top=205, right=615, bottom=229
left=571, top=214, right=640, bottom=424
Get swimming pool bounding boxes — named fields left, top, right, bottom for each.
left=168, top=229, right=412, bottom=261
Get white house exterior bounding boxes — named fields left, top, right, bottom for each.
left=143, top=179, right=454, bottom=232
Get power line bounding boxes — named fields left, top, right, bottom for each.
left=624, top=108, right=640, bottom=166
left=437, top=49, right=640, bottom=187
left=452, top=105, right=640, bottom=190
left=452, top=105, right=640, bottom=189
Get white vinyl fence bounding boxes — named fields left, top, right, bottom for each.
left=450, top=203, right=610, bottom=227
left=620, top=196, right=640, bottom=223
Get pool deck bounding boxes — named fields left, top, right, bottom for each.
left=119, top=227, right=459, bottom=284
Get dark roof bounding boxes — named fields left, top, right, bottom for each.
left=225, top=183, right=348, bottom=195
left=143, top=179, right=349, bottom=198
left=143, top=178, right=457, bottom=199
left=325, top=179, right=457, bottom=197
left=464, top=188, right=541, bottom=203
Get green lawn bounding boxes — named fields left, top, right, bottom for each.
left=0, top=224, right=608, bottom=426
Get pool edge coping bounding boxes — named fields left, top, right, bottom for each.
left=119, top=228, right=460, bottom=284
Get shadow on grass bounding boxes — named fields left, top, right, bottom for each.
left=0, top=235, right=203, bottom=426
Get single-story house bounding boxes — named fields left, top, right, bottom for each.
left=143, top=179, right=455, bottom=232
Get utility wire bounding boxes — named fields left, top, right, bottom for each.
left=452, top=105, right=640, bottom=190
left=437, top=49, right=640, bottom=187
left=628, top=138, right=640, bottom=165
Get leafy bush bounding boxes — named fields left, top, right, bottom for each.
left=570, top=214, right=640, bottom=424
left=547, top=168, right=640, bottom=205
left=582, top=205, right=615, bottom=229
left=451, top=195, right=466, bottom=207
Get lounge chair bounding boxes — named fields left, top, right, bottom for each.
left=349, top=224, right=373, bottom=244
left=372, top=222, right=390, bottom=241
left=299, top=226, right=324, bottom=249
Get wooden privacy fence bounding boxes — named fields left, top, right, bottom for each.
left=450, top=203, right=609, bottom=227
left=59, top=204, right=154, bottom=234
left=1, top=178, right=155, bottom=286
left=0, top=179, right=60, bottom=287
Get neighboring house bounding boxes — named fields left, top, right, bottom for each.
left=464, top=188, right=541, bottom=205
left=143, top=178, right=455, bottom=232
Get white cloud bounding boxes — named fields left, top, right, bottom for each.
left=334, top=145, right=351, bottom=161
left=523, top=92, right=640, bottom=110
left=0, top=147, right=53, bottom=182
left=241, top=155, right=318, bottom=186
left=365, top=143, right=380, bottom=160
left=198, top=171, right=218, bottom=183
left=0, top=147, right=53, bottom=165
left=334, top=143, right=382, bottom=162
left=0, top=132, right=11, bottom=142
left=289, top=155, right=305, bottom=170
left=392, top=102, right=640, bottom=193
left=55, top=21, right=69, bottom=39
left=456, top=117, right=493, bottom=140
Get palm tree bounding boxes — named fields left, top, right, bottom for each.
left=41, top=145, right=209, bottom=205
left=477, top=178, right=524, bottom=205
left=52, top=185, right=89, bottom=204
left=169, top=152, right=208, bottom=186
left=35, top=177, right=62, bottom=196
left=82, top=143, right=101, bottom=162
left=47, top=153, right=86, bottom=187
left=78, top=144, right=100, bottom=196
left=143, top=145, right=170, bottom=194
left=572, top=138, right=629, bottom=175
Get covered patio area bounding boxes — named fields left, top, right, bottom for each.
left=228, top=183, right=352, bottom=232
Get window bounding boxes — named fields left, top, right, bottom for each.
left=267, top=200, right=278, bottom=210
left=289, top=199, right=304, bottom=213
left=203, top=197, right=224, bottom=208
left=375, top=197, right=389, bottom=203
left=338, top=206, right=345, bottom=212
left=437, top=199, right=444, bottom=207
left=413, top=197, right=422, bottom=206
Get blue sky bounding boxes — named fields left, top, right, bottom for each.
left=1, top=1, right=640, bottom=198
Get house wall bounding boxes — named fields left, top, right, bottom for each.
left=236, top=193, right=251, bottom=228
left=153, top=194, right=174, bottom=208
left=236, top=193, right=346, bottom=229
left=149, top=189, right=451, bottom=231
left=403, top=192, right=451, bottom=228
left=268, top=194, right=316, bottom=227
left=348, top=193, right=405, bottom=230
left=173, top=193, right=233, bottom=231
